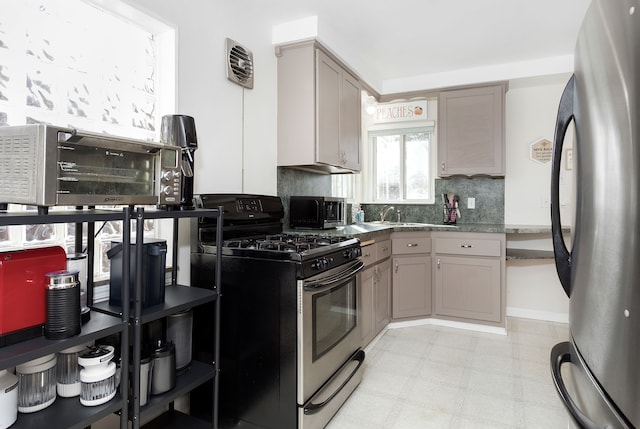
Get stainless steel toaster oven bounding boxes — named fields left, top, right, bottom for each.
left=0, top=124, right=181, bottom=210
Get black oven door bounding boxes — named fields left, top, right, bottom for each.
left=298, top=260, right=364, bottom=404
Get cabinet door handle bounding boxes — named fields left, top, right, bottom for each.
left=406, top=243, right=419, bottom=247
left=381, top=246, right=389, bottom=252
left=441, top=162, right=445, bottom=171
left=364, top=253, right=372, bottom=258
left=460, top=244, right=472, bottom=248
left=395, top=262, right=399, bottom=273
left=437, top=258, right=440, bottom=269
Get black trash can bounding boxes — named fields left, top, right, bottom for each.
left=108, top=239, right=167, bottom=308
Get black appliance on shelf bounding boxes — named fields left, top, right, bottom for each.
left=160, top=114, right=198, bottom=209
left=190, top=194, right=365, bottom=429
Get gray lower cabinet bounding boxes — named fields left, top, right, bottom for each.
left=359, top=238, right=391, bottom=347
left=392, top=256, right=432, bottom=319
left=360, top=264, right=375, bottom=346
left=374, top=259, right=391, bottom=333
left=432, top=232, right=505, bottom=325
left=391, top=232, right=432, bottom=319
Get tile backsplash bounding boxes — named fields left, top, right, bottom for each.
left=277, top=168, right=504, bottom=227
left=362, top=178, right=504, bottom=225
left=277, top=167, right=332, bottom=228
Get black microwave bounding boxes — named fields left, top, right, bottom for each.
left=289, top=196, right=346, bottom=229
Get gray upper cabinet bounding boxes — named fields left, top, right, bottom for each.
left=276, top=40, right=362, bottom=173
left=438, top=84, right=506, bottom=177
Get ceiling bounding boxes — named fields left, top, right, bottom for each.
left=262, top=0, right=592, bottom=93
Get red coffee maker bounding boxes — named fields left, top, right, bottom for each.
left=0, top=246, right=67, bottom=346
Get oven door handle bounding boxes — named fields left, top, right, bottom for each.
left=304, top=260, right=365, bottom=291
left=303, top=349, right=365, bottom=415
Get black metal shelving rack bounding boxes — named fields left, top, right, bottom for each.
left=93, top=206, right=222, bottom=429
left=0, top=206, right=222, bottom=429
left=0, top=207, right=131, bottom=429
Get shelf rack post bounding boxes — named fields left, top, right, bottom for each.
left=213, top=205, right=223, bottom=429
left=120, top=206, right=131, bottom=428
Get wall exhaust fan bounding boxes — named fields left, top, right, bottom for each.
left=226, top=38, right=254, bottom=89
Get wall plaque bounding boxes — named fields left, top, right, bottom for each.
left=530, top=138, right=553, bottom=164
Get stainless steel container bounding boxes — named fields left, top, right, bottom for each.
left=44, top=270, right=81, bottom=340
left=166, top=309, right=193, bottom=372
left=150, top=340, right=175, bottom=395
left=67, top=253, right=90, bottom=324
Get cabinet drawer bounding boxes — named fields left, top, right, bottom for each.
left=376, top=240, right=391, bottom=260
left=360, top=243, right=377, bottom=267
left=392, top=236, right=431, bottom=255
left=434, top=237, right=501, bottom=257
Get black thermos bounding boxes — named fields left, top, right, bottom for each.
left=160, top=114, right=198, bottom=209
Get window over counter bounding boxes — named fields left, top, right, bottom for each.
left=370, top=127, right=435, bottom=203
left=0, top=0, right=176, bottom=292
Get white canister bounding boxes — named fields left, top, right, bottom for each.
left=139, top=357, right=152, bottom=407
left=78, top=345, right=116, bottom=407
left=0, top=369, right=18, bottom=429
left=16, top=354, right=57, bottom=413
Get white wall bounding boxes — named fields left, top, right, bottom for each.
left=130, top=0, right=279, bottom=196
left=505, top=73, right=575, bottom=225
left=127, top=0, right=282, bottom=284
left=504, top=74, right=573, bottom=322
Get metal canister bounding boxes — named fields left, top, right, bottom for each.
left=150, top=340, right=176, bottom=395
left=44, top=270, right=81, bottom=340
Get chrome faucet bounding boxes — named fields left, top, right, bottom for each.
left=380, top=205, right=395, bottom=222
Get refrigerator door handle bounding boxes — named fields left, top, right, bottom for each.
left=551, top=341, right=607, bottom=429
left=551, top=75, right=575, bottom=297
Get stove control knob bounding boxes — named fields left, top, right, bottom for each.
left=344, top=248, right=362, bottom=259
left=313, top=257, right=329, bottom=270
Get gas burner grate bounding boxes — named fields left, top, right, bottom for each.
left=223, top=239, right=258, bottom=249
left=219, top=233, right=356, bottom=256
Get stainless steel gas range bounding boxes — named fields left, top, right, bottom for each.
left=190, top=194, right=364, bottom=429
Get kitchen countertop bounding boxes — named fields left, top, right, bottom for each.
left=287, top=223, right=564, bottom=242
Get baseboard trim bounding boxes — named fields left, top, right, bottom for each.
left=506, top=306, right=569, bottom=323
left=387, top=317, right=507, bottom=335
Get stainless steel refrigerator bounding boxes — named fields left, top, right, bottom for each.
left=550, top=0, right=639, bottom=427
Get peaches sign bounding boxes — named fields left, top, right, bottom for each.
left=374, top=100, right=428, bottom=124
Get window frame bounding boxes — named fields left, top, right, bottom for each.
left=367, top=125, right=436, bottom=204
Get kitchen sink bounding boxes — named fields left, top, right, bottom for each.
left=368, top=221, right=457, bottom=228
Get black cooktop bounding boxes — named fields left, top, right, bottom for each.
left=223, top=233, right=352, bottom=251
